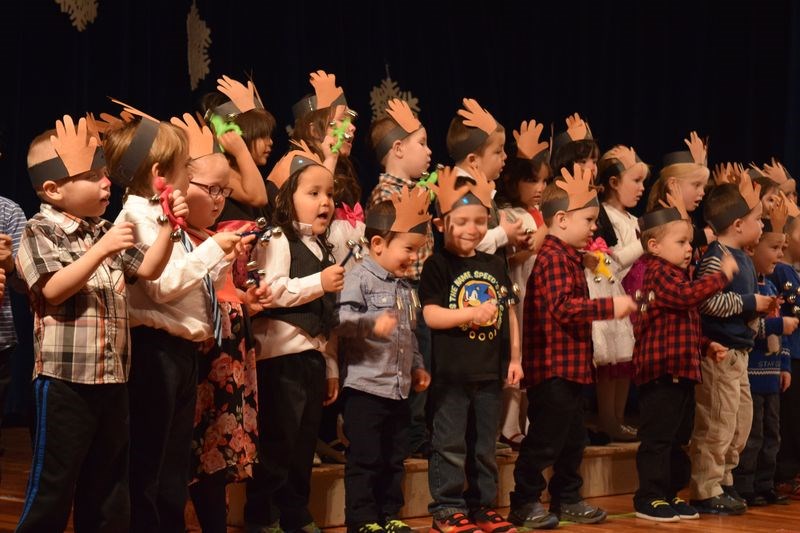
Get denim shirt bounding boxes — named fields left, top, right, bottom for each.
left=336, top=256, right=424, bottom=400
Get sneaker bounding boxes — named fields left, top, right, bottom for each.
left=690, top=493, right=746, bottom=515
left=507, top=502, right=558, bottom=530
left=758, top=488, right=790, bottom=505
left=742, top=492, right=767, bottom=507
left=470, top=507, right=517, bottom=533
left=313, top=452, right=322, bottom=466
left=245, top=521, right=283, bottom=533
left=431, top=512, right=481, bottom=533
left=776, top=478, right=800, bottom=500
left=297, top=522, right=322, bottom=533
left=669, top=497, right=699, bottom=520
left=351, top=523, right=385, bottom=533
left=551, top=500, right=607, bottom=524
left=317, top=438, right=346, bottom=464
left=721, top=485, right=747, bottom=505
left=384, top=519, right=413, bottom=533
left=634, top=499, right=680, bottom=522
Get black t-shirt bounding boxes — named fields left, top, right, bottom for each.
left=418, top=249, right=517, bottom=383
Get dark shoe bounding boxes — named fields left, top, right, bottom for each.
left=384, top=520, right=413, bottom=533
left=350, top=523, right=385, bottom=533
left=245, top=521, right=283, bottom=533
left=469, top=507, right=517, bottom=533
left=410, top=441, right=431, bottom=459
left=586, top=428, right=611, bottom=446
left=499, top=433, right=525, bottom=451
left=742, top=492, right=767, bottom=507
left=607, top=424, right=639, bottom=442
left=776, top=478, right=800, bottom=500
left=634, top=499, right=680, bottom=522
left=551, top=500, right=607, bottom=524
left=296, top=523, right=322, bottom=533
left=758, top=488, right=790, bottom=505
left=317, top=439, right=346, bottom=464
left=507, top=502, right=558, bottom=530
left=669, top=497, right=699, bottom=520
left=721, top=485, right=747, bottom=505
left=690, top=493, right=746, bottom=515
left=430, top=512, right=481, bottom=533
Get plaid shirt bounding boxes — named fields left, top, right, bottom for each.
left=16, top=204, right=146, bottom=384
left=367, top=173, right=434, bottom=281
left=522, top=235, right=615, bottom=386
left=632, top=254, right=727, bottom=385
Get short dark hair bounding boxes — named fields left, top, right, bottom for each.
left=703, top=183, right=747, bottom=234
left=540, top=182, right=569, bottom=226
left=364, top=200, right=397, bottom=245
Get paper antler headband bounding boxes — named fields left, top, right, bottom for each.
left=102, top=97, right=161, bottom=187
left=212, top=74, right=265, bottom=119
left=373, top=98, right=423, bottom=161
left=551, top=112, right=594, bottom=156
left=540, top=164, right=599, bottom=219
left=513, top=119, right=549, bottom=161
left=266, top=140, right=325, bottom=190
left=662, top=131, right=708, bottom=167
left=763, top=192, right=789, bottom=234
left=28, top=115, right=106, bottom=187
left=291, top=70, right=350, bottom=121
left=430, top=166, right=494, bottom=215
left=170, top=113, right=220, bottom=160
left=365, top=185, right=431, bottom=234
left=706, top=169, right=762, bottom=233
left=638, top=184, right=689, bottom=232
left=448, top=98, right=499, bottom=162
left=597, top=145, right=648, bottom=185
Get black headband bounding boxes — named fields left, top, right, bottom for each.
left=374, top=125, right=414, bottom=162
left=448, top=128, right=490, bottom=162
left=540, top=195, right=599, bottom=220
left=108, top=119, right=160, bottom=187
left=28, top=146, right=106, bottom=187
left=705, top=197, right=752, bottom=234
left=291, top=93, right=348, bottom=122
left=638, top=207, right=683, bottom=232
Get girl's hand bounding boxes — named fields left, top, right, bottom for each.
left=323, top=377, right=339, bottom=406
left=412, top=368, right=431, bottom=392
left=169, top=189, right=189, bottom=220
left=321, top=264, right=345, bottom=293
left=218, top=131, right=248, bottom=158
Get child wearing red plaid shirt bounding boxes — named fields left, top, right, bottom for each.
left=508, top=168, right=636, bottom=529
left=631, top=207, right=736, bottom=522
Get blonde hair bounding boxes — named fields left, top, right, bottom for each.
left=102, top=120, right=187, bottom=197
left=646, top=164, right=711, bottom=212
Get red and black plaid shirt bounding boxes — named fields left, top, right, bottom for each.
left=522, top=235, right=615, bottom=386
left=632, top=254, right=727, bottom=385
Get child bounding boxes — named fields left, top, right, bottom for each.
left=336, top=188, right=432, bottom=533
left=690, top=172, right=773, bottom=515
left=495, top=119, right=551, bottom=449
left=592, top=145, right=649, bottom=441
left=631, top=198, right=736, bottom=522
left=419, top=167, right=522, bottom=533
left=244, top=143, right=345, bottom=532
left=367, top=98, right=434, bottom=458
left=446, top=98, right=528, bottom=254
left=202, top=74, right=276, bottom=220
left=733, top=198, right=797, bottom=506
left=15, top=115, right=185, bottom=532
left=105, top=104, right=243, bottom=532
left=508, top=165, right=636, bottom=528
left=170, top=114, right=261, bottom=532
left=770, top=191, right=800, bottom=498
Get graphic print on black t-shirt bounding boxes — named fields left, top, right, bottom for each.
left=449, top=268, right=505, bottom=341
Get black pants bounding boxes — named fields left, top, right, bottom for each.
left=510, top=378, right=585, bottom=507
left=16, top=377, right=129, bottom=533
left=633, top=378, right=694, bottom=505
left=342, top=388, right=410, bottom=527
left=189, top=470, right=227, bottom=533
left=128, top=327, right=199, bottom=533
left=245, top=350, right=325, bottom=530
left=734, top=392, right=781, bottom=494
left=0, top=345, right=13, bottom=435
left=777, top=358, right=800, bottom=482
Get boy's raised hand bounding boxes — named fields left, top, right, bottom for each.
left=707, top=341, right=728, bottom=363
left=96, top=222, right=136, bottom=257
left=169, top=189, right=189, bottom=221
left=783, top=316, right=800, bottom=335
left=412, top=368, right=431, bottom=392
left=719, top=253, right=739, bottom=281
left=373, top=310, right=398, bottom=338
left=612, top=295, right=637, bottom=318
left=321, top=264, right=345, bottom=293
left=471, top=301, right=498, bottom=326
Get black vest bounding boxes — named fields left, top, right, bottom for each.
left=268, top=235, right=337, bottom=338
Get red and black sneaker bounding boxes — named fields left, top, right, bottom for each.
left=430, top=512, right=481, bottom=533
left=470, top=508, right=518, bottom=533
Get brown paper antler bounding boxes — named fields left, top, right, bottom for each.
left=565, top=113, right=589, bottom=141
left=50, top=115, right=100, bottom=178
left=780, top=190, right=800, bottom=219
left=556, top=164, right=597, bottom=211
left=266, top=140, right=323, bottom=189
left=309, top=70, right=344, bottom=110
left=390, top=185, right=431, bottom=232
left=737, top=169, right=762, bottom=210
left=431, top=166, right=494, bottom=214
left=658, top=181, right=690, bottom=220
left=513, top=119, right=549, bottom=160
left=683, top=131, right=707, bottom=166
left=386, top=98, right=421, bottom=134
left=216, top=75, right=263, bottom=114
left=170, top=113, right=216, bottom=160
left=763, top=158, right=791, bottom=185
left=457, top=98, right=497, bottom=134
left=109, top=98, right=159, bottom=123
left=768, top=192, right=789, bottom=234
left=607, top=145, right=637, bottom=170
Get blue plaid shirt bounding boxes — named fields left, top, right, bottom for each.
left=0, top=196, right=26, bottom=351
left=335, top=256, right=424, bottom=400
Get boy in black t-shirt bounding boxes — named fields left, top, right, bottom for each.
left=419, top=167, right=523, bottom=533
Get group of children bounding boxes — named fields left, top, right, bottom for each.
left=7, top=69, right=800, bottom=533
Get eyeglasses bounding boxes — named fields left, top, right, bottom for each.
left=190, top=181, right=233, bottom=199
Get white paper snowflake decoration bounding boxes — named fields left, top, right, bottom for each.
left=370, top=75, right=420, bottom=123
left=187, top=1, right=211, bottom=90
left=54, top=0, right=98, bottom=32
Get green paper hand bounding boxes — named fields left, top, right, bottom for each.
left=330, top=117, right=352, bottom=154
left=210, top=114, right=243, bottom=152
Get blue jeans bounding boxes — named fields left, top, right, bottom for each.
left=427, top=380, right=502, bottom=518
